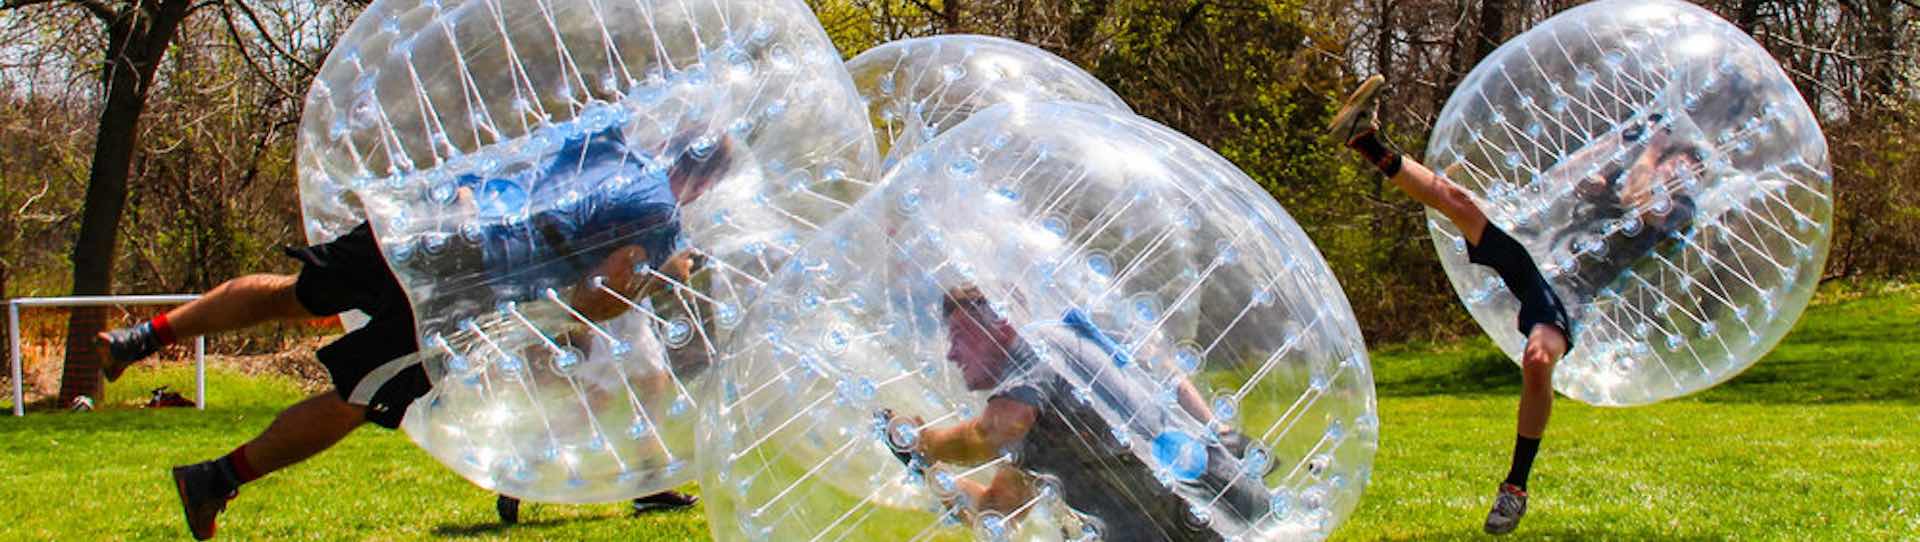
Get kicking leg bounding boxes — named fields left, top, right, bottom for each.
left=99, top=274, right=314, bottom=381
left=1328, top=75, right=1491, bottom=243
left=172, top=392, right=366, bottom=540
left=165, top=274, right=315, bottom=338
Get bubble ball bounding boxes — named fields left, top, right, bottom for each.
left=847, top=34, right=1130, bottom=168
left=1424, top=0, right=1832, bottom=406
left=294, top=0, right=877, bottom=502
left=700, top=102, right=1377, bottom=541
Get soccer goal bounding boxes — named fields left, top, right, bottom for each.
left=8, top=295, right=205, bottom=416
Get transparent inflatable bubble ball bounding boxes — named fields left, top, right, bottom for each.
left=847, top=34, right=1129, bottom=168
left=700, top=102, right=1378, bottom=542
left=295, top=0, right=876, bottom=503
left=1426, top=0, right=1832, bottom=406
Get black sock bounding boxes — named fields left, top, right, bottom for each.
left=1346, top=128, right=1403, bottom=177
left=209, top=457, right=245, bottom=494
left=1505, top=435, right=1541, bottom=490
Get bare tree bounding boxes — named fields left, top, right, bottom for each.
left=3, top=0, right=205, bottom=404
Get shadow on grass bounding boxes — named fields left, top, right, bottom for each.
left=1359, top=525, right=1733, bottom=541
left=0, top=405, right=286, bottom=438
left=1373, top=347, right=1521, bottom=398
left=433, top=516, right=617, bottom=538
left=1369, top=285, right=1919, bottom=405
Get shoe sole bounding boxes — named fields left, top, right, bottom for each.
left=102, top=362, right=128, bottom=383
left=632, top=497, right=699, bottom=515
left=1327, top=75, right=1386, bottom=138
left=172, top=467, right=215, bottom=541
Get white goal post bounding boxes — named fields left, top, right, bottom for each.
left=8, top=295, right=205, bottom=416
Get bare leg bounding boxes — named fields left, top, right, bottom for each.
left=171, top=392, right=365, bottom=539
left=100, top=274, right=317, bottom=380
left=1388, top=158, right=1492, bottom=245
left=1516, top=325, right=1568, bottom=440
left=1336, top=76, right=1566, bottom=534
left=236, top=392, right=367, bottom=475
left=163, top=274, right=316, bottom=339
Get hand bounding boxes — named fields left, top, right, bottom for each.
left=658, top=248, right=707, bottom=284
left=886, top=412, right=927, bottom=448
left=876, top=409, right=928, bottom=469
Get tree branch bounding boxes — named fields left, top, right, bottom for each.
left=73, top=0, right=112, bottom=21
left=1, top=0, right=114, bottom=21
left=220, top=2, right=303, bottom=101
left=0, top=0, right=63, bottom=11
left=231, top=0, right=315, bottom=75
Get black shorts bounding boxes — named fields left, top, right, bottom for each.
left=284, top=222, right=428, bottom=429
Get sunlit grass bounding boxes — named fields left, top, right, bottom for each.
left=1, top=284, right=1911, bottom=540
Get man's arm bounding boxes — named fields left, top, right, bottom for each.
left=1172, top=377, right=1213, bottom=425
left=645, top=250, right=716, bottom=375
left=564, top=245, right=657, bottom=321
left=1618, top=131, right=1672, bottom=209
left=951, top=467, right=1038, bottom=518
left=917, top=397, right=1038, bottom=465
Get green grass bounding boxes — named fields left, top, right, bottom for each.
left=2, top=284, right=1914, bottom=540
left=1344, top=283, right=1920, bottom=541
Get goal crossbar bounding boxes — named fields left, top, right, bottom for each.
left=8, top=295, right=205, bottom=416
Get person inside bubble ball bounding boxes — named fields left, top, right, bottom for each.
left=1329, top=75, right=1704, bottom=534
left=1519, top=114, right=1705, bottom=299
left=885, top=285, right=1271, bottom=541
left=96, top=126, right=731, bottom=540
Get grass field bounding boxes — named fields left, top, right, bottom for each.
left=2, top=283, right=1914, bottom=540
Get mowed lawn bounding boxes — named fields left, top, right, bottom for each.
left=2, top=284, right=1914, bottom=541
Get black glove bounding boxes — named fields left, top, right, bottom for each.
left=875, top=409, right=919, bottom=468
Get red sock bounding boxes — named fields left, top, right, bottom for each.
left=151, top=313, right=179, bottom=346
left=225, top=444, right=262, bottom=484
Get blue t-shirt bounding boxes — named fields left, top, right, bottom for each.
left=466, top=126, right=684, bottom=297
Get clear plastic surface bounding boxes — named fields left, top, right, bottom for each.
left=293, top=0, right=877, bottom=503
left=847, top=34, right=1130, bottom=168
left=700, top=103, right=1376, bottom=541
left=1425, top=0, right=1833, bottom=406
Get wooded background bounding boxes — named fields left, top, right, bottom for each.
left=2, top=0, right=1914, bottom=403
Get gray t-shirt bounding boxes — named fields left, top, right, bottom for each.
left=992, top=310, right=1269, bottom=541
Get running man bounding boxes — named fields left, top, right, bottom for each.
left=100, top=126, right=727, bottom=539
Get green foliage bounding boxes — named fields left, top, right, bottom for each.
left=4, top=0, right=1915, bottom=344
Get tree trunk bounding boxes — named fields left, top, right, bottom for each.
left=1065, top=0, right=1112, bottom=64
left=1862, top=0, right=1900, bottom=97
left=1472, top=0, right=1506, bottom=66
left=57, top=0, right=196, bottom=405
left=1735, top=0, right=1765, bottom=32
left=941, top=0, right=962, bottom=33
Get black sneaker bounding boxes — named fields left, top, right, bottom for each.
left=496, top=494, right=520, bottom=525
left=631, top=491, right=698, bottom=515
left=100, top=322, right=161, bottom=382
left=171, top=462, right=238, bottom=540
left=1327, top=74, right=1387, bottom=143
